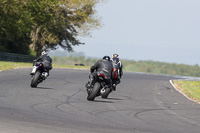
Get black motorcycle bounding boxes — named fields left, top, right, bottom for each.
left=87, top=72, right=111, bottom=101
left=30, top=62, right=46, bottom=88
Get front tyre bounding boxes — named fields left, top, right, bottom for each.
left=101, top=88, right=111, bottom=99
left=87, top=82, right=100, bottom=101
left=30, top=71, right=40, bottom=88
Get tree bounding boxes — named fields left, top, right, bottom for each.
left=0, top=0, right=32, bottom=54
left=0, top=0, right=103, bottom=56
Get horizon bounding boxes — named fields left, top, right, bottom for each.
left=72, top=0, right=200, bottom=66
left=49, top=48, right=200, bottom=66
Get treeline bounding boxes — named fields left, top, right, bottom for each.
left=52, top=56, right=98, bottom=66
left=0, top=0, right=102, bottom=56
left=122, top=60, right=200, bottom=77
left=52, top=56, right=200, bottom=77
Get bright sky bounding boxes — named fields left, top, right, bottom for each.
left=73, top=0, right=200, bottom=65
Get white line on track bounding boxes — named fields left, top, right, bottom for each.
left=169, top=80, right=200, bottom=104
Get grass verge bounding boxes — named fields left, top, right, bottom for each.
left=0, top=61, right=89, bottom=71
left=173, top=80, right=200, bottom=103
left=0, top=61, right=32, bottom=71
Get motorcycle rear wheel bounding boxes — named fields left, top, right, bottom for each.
left=30, top=71, right=40, bottom=88
left=87, top=82, right=100, bottom=101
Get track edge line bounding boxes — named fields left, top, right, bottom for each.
left=169, top=80, right=200, bottom=104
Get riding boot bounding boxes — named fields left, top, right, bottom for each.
left=85, top=76, right=94, bottom=88
left=112, top=84, right=116, bottom=91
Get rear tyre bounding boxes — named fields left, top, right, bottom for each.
left=101, top=88, right=111, bottom=99
left=30, top=71, right=40, bottom=88
left=87, top=82, right=100, bottom=101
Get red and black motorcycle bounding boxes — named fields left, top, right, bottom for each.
left=87, top=72, right=111, bottom=101
left=112, top=68, right=119, bottom=91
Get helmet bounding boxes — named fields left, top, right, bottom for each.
left=103, top=56, right=110, bottom=61
left=41, top=51, right=47, bottom=55
left=112, top=54, right=119, bottom=63
left=112, top=54, right=119, bottom=58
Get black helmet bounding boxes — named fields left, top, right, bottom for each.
left=103, top=56, right=110, bottom=61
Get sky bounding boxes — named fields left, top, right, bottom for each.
left=72, top=0, right=200, bottom=65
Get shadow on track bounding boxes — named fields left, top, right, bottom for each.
left=107, top=97, right=123, bottom=100
left=93, top=99, right=114, bottom=103
left=36, top=87, right=54, bottom=89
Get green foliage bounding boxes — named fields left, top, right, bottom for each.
left=27, top=0, right=102, bottom=56
left=0, top=0, right=32, bottom=54
left=52, top=56, right=98, bottom=66
left=52, top=56, right=200, bottom=77
left=122, top=60, right=200, bottom=77
left=0, top=0, right=102, bottom=56
left=123, top=60, right=200, bottom=77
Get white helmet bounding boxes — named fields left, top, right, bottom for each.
left=41, top=51, right=47, bottom=55
left=112, top=54, right=119, bottom=58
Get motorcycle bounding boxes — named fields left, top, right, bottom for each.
left=30, top=62, right=47, bottom=88
left=111, top=68, right=119, bottom=91
left=87, top=72, right=111, bottom=101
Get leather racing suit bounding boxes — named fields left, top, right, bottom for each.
left=86, top=59, right=113, bottom=88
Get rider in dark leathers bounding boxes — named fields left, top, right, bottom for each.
left=30, top=51, right=52, bottom=78
left=85, top=56, right=113, bottom=89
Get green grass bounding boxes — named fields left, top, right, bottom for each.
left=0, top=61, right=89, bottom=71
left=0, top=61, right=32, bottom=71
left=173, top=80, right=200, bottom=103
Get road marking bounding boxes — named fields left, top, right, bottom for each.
left=169, top=80, right=200, bottom=104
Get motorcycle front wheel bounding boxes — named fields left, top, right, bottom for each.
left=101, top=87, right=111, bottom=99
left=30, top=71, right=40, bottom=88
left=87, top=82, right=100, bottom=101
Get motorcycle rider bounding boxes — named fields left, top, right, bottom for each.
left=85, top=56, right=113, bottom=89
left=30, top=51, right=52, bottom=78
left=111, top=54, right=123, bottom=91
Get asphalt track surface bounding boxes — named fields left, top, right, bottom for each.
left=0, top=68, right=200, bottom=133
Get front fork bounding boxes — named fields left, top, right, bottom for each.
left=31, top=66, right=37, bottom=74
